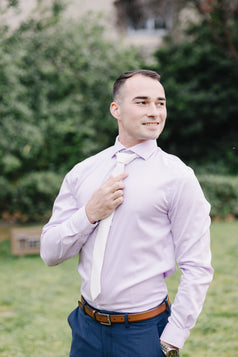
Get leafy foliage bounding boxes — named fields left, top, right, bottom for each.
left=199, top=175, right=238, bottom=218
left=0, top=6, right=141, bottom=221
left=152, top=1, right=238, bottom=173
left=1, top=1, right=237, bottom=222
left=1, top=12, right=141, bottom=176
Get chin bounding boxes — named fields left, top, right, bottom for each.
left=145, top=133, right=161, bottom=140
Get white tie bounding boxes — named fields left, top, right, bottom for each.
left=90, top=152, right=138, bottom=300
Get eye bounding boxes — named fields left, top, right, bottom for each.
left=156, top=101, right=165, bottom=107
left=136, top=100, right=146, bottom=105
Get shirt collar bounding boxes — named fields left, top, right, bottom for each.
left=112, top=136, right=158, bottom=160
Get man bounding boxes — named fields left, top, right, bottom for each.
left=41, top=69, right=213, bottom=357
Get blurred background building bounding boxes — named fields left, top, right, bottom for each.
left=0, top=0, right=196, bottom=57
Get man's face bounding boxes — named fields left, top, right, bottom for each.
left=110, top=74, right=167, bottom=148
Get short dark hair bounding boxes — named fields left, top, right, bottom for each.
left=113, top=69, right=161, bottom=100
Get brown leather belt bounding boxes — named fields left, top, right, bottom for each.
left=78, top=297, right=169, bottom=326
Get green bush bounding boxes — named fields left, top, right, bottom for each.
left=0, top=11, right=142, bottom=182
left=198, top=175, right=238, bottom=219
left=9, top=171, right=63, bottom=222
left=152, top=10, right=238, bottom=174
left=0, top=176, right=12, bottom=213
left=0, top=6, right=142, bottom=222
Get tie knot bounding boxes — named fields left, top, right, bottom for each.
left=116, top=152, right=138, bottom=165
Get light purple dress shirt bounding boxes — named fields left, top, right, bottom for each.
left=40, top=137, right=213, bottom=348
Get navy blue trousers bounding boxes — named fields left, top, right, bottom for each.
left=68, top=301, right=171, bottom=357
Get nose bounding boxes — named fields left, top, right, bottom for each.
left=147, top=103, right=159, bottom=117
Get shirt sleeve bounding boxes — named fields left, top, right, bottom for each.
left=160, top=167, right=214, bottom=349
left=40, top=171, right=98, bottom=266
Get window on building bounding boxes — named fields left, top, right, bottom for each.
left=114, top=0, right=174, bottom=34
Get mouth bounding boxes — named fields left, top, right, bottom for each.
left=142, top=122, right=160, bottom=126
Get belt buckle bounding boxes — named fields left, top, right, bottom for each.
left=96, top=312, right=112, bottom=326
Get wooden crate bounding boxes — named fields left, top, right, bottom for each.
left=11, top=226, right=42, bottom=256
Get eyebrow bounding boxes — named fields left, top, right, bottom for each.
left=132, top=96, right=166, bottom=101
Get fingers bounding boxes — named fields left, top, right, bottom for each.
left=108, top=172, right=128, bottom=184
left=104, top=184, right=124, bottom=207
left=111, top=179, right=126, bottom=193
left=105, top=175, right=127, bottom=204
left=85, top=172, right=129, bottom=223
left=112, top=188, right=124, bottom=200
left=103, top=173, right=127, bottom=196
left=112, top=172, right=128, bottom=180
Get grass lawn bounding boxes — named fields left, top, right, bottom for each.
left=0, top=221, right=238, bottom=356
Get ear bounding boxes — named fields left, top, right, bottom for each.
left=110, top=101, right=121, bottom=120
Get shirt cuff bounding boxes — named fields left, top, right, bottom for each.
left=62, top=206, right=99, bottom=237
left=160, top=321, right=190, bottom=349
